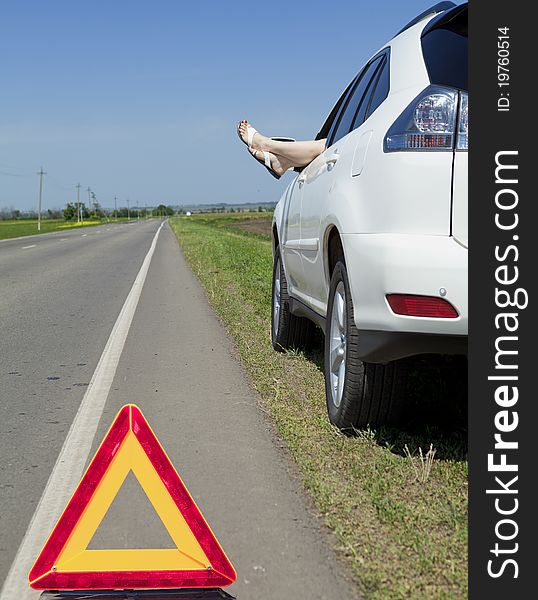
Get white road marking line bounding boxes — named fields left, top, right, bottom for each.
left=81, top=234, right=87, bottom=237
left=21, top=245, right=37, bottom=249
left=0, top=232, right=59, bottom=244
left=60, top=238, right=68, bottom=241
left=0, top=221, right=165, bottom=600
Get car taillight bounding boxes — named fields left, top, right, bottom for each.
left=456, top=91, right=468, bottom=150
left=384, top=85, right=468, bottom=152
left=386, top=294, right=459, bottom=318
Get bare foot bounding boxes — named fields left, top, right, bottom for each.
left=238, top=120, right=271, bottom=151
left=250, top=148, right=293, bottom=177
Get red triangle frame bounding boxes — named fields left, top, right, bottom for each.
left=29, top=405, right=236, bottom=590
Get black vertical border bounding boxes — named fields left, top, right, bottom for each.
left=469, top=0, right=536, bottom=597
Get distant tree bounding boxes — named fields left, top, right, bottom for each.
left=63, top=202, right=77, bottom=221
left=1, top=207, right=21, bottom=219
left=87, top=194, right=105, bottom=219
left=63, top=202, right=91, bottom=220
left=152, top=204, right=174, bottom=217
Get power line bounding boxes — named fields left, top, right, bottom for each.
left=0, top=160, right=33, bottom=176
left=0, top=170, right=30, bottom=178
left=1, top=159, right=145, bottom=213
left=46, top=174, right=75, bottom=192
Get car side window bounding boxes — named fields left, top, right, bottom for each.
left=352, top=53, right=390, bottom=129
left=315, top=76, right=357, bottom=141
left=366, top=54, right=390, bottom=119
left=323, top=71, right=362, bottom=144
left=327, top=56, right=382, bottom=147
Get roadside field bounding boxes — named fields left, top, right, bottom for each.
left=224, top=216, right=272, bottom=236
left=0, top=219, right=125, bottom=241
left=169, top=212, right=468, bottom=600
left=177, top=212, right=273, bottom=237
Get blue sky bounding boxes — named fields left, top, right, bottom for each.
left=1, top=0, right=454, bottom=211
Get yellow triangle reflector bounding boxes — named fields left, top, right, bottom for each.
left=28, top=404, right=236, bottom=590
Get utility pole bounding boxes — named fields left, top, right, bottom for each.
left=37, top=167, right=46, bottom=231
left=76, top=183, right=81, bottom=223
left=114, top=196, right=118, bottom=221
left=127, top=198, right=130, bottom=221
left=87, top=187, right=92, bottom=218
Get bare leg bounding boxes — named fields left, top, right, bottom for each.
left=266, top=138, right=327, bottom=167
left=249, top=147, right=295, bottom=177
left=238, top=120, right=326, bottom=168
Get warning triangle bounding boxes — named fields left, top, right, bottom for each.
left=29, top=404, right=236, bottom=590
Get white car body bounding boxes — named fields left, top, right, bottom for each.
left=272, top=3, right=467, bottom=364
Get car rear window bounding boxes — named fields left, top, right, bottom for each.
left=421, top=5, right=468, bottom=90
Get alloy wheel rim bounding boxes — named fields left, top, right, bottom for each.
left=329, top=281, right=347, bottom=409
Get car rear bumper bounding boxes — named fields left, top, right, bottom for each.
left=341, top=233, right=467, bottom=362
left=355, top=329, right=467, bottom=363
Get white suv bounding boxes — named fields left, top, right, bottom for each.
left=271, top=2, right=468, bottom=431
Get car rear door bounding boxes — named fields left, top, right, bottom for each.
left=280, top=73, right=357, bottom=305
left=298, top=55, right=385, bottom=313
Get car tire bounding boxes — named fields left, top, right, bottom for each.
left=324, top=261, right=410, bottom=431
left=271, top=247, right=316, bottom=352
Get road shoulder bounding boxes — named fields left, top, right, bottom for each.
left=94, top=223, right=359, bottom=599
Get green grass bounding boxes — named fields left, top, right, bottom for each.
left=0, top=218, right=128, bottom=241
left=169, top=213, right=468, bottom=600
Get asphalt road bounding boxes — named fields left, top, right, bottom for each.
left=0, top=221, right=358, bottom=599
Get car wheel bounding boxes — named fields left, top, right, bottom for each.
left=324, top=261, right=410, bottom=431
left=271, top=247, right=316, bottom=352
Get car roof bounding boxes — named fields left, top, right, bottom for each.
left=395, top=2, right=456, bottom=37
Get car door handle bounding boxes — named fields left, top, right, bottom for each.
left=325, top=153, right=339, bottom=170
